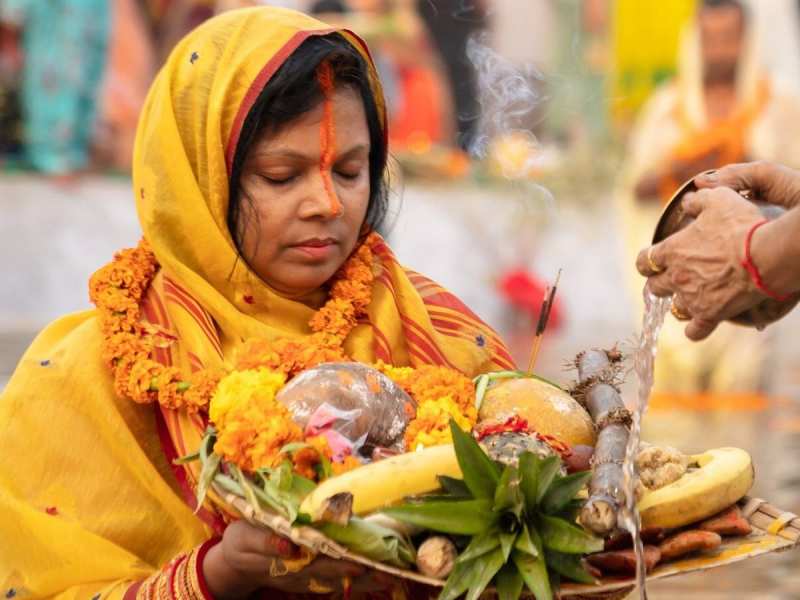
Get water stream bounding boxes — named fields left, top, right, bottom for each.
left=620, top=291, right=672, bottom=599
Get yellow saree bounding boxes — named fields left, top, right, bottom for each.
left=0, top=8, right=514, bottom=598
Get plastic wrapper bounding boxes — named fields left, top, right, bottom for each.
left=276, top=362, right=416, bottom=459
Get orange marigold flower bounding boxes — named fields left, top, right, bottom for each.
left=127, top=359, right=162, bottom=404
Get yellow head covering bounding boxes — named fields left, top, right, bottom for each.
left=135, top=7, right=386, bottom=343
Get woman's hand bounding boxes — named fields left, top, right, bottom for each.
left=203, top=520, right=393, bottom=599
left=694, top=161, right=800, bottom=209
left=636, top=187, right=765, bottom=341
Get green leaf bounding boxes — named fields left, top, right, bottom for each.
left=194, top=452, right=221, bottom=510
left=535, top=456, right=562, bottom=504
left=545, top=550, right=598, bottom=585
left=519, top=452, right=541, bottom=508
left=541, top=471, right=591, bottom=515
left=315, top=453, right=333, bottom=480
left=449, top=419, right=500, bottom=499
left=499, top=531, right=517, bottom=563
left=319, top=517, right=415, bottom=568
left=438, top=475, right=471, bottom=498
left=230, top=464, right=261, bottom=511
left=288, top=474, right=317, bottom=503
left=384, top=499, right=495, bottom=535
left=539, top=515, right=604, bottom=554
left=272, top=460, right=294, bottom=492
left=556, top=498, right=585, bottom=523
left=174, top=450, right=200, bottom=464
left=495, top=564, right=524, bottom=600
left=456, top=528, right=501, bottom=564
left=512, top=549, right=552, bottom=600
left=474, top=374, right=490, bottom=411
left=279, top=441, right=311, bottom=454
left=514, top=523, right=539, bottom=558
left=494, top=465, right=522, bottom=514
left=465, top=547, right=506, bottom=600
left=440, top=559, right=479, bottom=600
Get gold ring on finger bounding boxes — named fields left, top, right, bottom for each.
left=647, top=247, right=664, bottom=274
left=671, top=303, right=691, bottom=321
left=308, top=578, right=335, bottom=594
left=269, top=558, right=290, bottom=578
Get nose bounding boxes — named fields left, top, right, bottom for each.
left=299, top=169, right=343, bottom=219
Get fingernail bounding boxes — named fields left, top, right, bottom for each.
left=701, top=171, right=717, bottom=182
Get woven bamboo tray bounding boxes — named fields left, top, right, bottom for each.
left=218, top=487, right=799, bottom=599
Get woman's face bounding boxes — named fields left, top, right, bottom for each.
left=237, top=86, right=371, bottom=301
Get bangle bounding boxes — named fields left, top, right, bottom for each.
left=741, top=219, right=792, bottom=302
left=131, top=537, right=220, bottom=600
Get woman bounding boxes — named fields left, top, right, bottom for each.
left=0, top=8, right=514, bottom=598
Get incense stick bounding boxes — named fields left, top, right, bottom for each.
left=526, top=269, right=562, bottom=375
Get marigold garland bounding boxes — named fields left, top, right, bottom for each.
left=91, top=233, right=479, bottom=478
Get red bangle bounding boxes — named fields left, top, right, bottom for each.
left=195, top=537, right=221, bottom=600
left=741, top=219, right=792, bottom=302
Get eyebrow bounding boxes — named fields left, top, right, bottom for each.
left=252, top=144, right=370, bottom=161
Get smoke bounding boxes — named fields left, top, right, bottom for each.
left=465, top=33, right=553, bottom=205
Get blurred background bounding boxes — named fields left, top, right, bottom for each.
left=2, top=0, right=800, bottom=596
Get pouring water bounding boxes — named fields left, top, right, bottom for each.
left=620, top=291, right=672, bottom=599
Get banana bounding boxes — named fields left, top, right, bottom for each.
left=300, top=444, right=461, bottom=522
left=638, top=447, right=754, bottom=529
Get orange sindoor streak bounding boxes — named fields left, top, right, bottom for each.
left=317, top=61, right=342, bottom=216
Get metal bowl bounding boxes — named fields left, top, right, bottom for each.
left=652, top=173, right=797, bottom=328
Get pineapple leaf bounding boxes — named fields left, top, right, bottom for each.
left=437, top=475, right=471, bottom=498
left=493, top=465, right=522, bottom=514
left=535, top=456, right=562, bottom=504
left=439, top=559, right=479, bottom=600
left=541, top=471, right=592, bottom=515
left=539, top=514, right=604, bottom=554
left=464, top=547, right=506, bottom=600
left=512, top=549, right=553, bottom=600
left=449, top=419, right=500, bottom=499
left=519, top=452, right=541, bottom=508
left=545, top=550, right=598, bottom=585
left=384, top=499, right=495, bottom=535
left=457, top=528, right=501, bottom=564
left=514, top=523, right=539, bottom=557
left=556, top=498, right=585, bottom=523
left=499, top=530, right=517, bottom=562
left=495, top=564, right=524, bottom=600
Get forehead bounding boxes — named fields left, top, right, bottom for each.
left=699, top=5, right=745, bottom=32
left=252, top=86, right=369, bottom=151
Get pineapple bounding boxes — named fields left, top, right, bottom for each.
left=384, top=421, right=602, bottom=600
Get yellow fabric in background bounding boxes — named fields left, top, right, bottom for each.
left=610, top=0, right=696, bottom=124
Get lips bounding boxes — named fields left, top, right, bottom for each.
left=292, top=237, right=338, bottom=248
left=289, top=237, right=339, bottom=260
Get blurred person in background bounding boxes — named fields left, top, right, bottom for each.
left=94, top=0, right=157, bottom=171
left=416, top=0, right=487, bottom=151
left=618, top=0, right=800, bottom=400
left=0, top=0, right=110, bottom=179
left=0, top=17, right=23, bottom=162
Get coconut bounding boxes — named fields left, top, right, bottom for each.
left=479, top=377, right=596, bottom=447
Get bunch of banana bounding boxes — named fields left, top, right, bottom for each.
left=638, top=447, right=754, bottom=529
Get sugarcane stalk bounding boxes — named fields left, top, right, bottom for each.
left=574, top=349, right=630, bottom=536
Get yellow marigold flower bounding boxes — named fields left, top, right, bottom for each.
left=209, top=368, right=286, bottom=428
left=404, top=395, right=477, bottom=450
